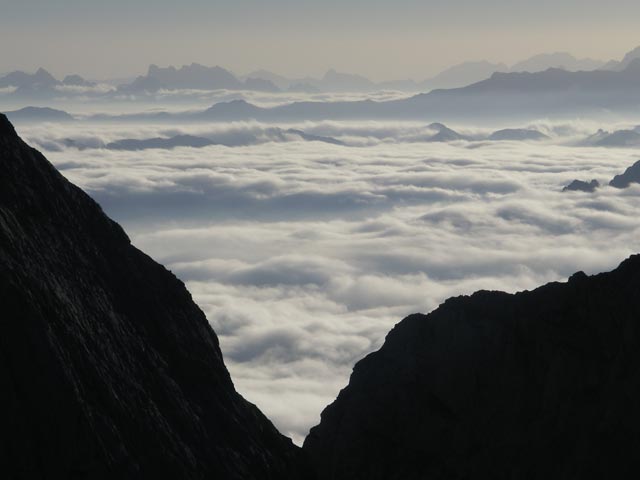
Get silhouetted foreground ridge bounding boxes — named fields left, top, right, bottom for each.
left=304, top=256, right=640, bottom=479
left=0, top=114, right=310, bottom=479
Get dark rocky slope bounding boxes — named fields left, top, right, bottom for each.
left=304, top=258, right=640, bottom=479
left=0, top=114, right=311, bottom=479
left=610, top=160, right=640, bottom=188
left=562, top=179, right=599, bottom=192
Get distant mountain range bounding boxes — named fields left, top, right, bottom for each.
left=510, top=52, right=605, bottom=73
left=1, top=46, right=638, bottom=99
left=4, top=106, right=75, bottom=122
left=178, top=59, right=640, bottom=121
left=0, top=68, right=99, bottom=97
left=603, top=46, right=640, bottom=71
left=581, top=127, right=640, bottom=148
left=117, top=63, right=281, bottom=93
left=562, top=159, right=640, bottom=193
left=10, top=106, right=640, bottom=150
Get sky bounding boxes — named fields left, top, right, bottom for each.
left=1, top=0, right=640, bottom=80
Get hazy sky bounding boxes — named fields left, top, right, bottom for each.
left=1, top=0, right=639, bottom=80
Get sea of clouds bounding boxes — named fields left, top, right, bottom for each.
left=13, top=118, right=640, bottom=444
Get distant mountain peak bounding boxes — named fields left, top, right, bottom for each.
left=621, top=46, right=640, bottom=64
left=34, top=67, right=54, bottom=77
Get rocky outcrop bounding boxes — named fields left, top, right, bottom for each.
left=304, top=257, right=640, bottom=479
left=562, top=179, right=599, bottom=192
left=0, top=114, right=311, bottom=479
left=609, top=160, right=640, bottom=188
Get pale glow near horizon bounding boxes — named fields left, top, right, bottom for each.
left=1, top=0, right=639, bottom=80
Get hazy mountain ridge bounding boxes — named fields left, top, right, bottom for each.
left=196, top=59, right=640, bottom=121
left=4, top=106, right=75, bottom=122
left=117, top=63, right=281, bottom=93
left=0, top=45, right=637, bottom=99
left=510, top=52, right=605, bottom=73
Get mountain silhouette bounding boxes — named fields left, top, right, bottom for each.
left=510, top=52, right=604, bottom=73
left=4, top=106, right=75, bottom=122
left=425, top=122, right=469, bottom=142
left=243, top=69, right=292, bottom=89
left=284, top=129, right=346, bottom=146
left=304, top=256, right=640, bottom=479
left=603, top=46, right=640, bottom=71
left=0, top=67, right=60, bottom=95
left=200, top=99, right=267, bottom=120
left=421, top=60, right=508, bottom=90
left=118, top=63, right=244, bottom=93
left=583, top=128, right=640, bottom=148
left=0, top=114, right=311, bottom=479
left=609, top=160, right=640, bottom=188
left=488, top=128, right=549, bottom=141
left=182, top=60, right=640, bottom=122
left=562, top=179, right=600, bottom=192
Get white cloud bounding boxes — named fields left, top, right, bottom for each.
left=0, top=86, right=18, bottom=95
left=16, top=119, right=640, bottom=444
left=54, top=84, right=116, bottom=95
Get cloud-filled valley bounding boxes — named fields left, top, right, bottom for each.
left=13, top=118, right=640, bottom=444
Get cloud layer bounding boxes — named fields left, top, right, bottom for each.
left=17, top=120, right=640, bottom=444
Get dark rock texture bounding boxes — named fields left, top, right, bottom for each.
left=0, top=114, right=311, bottom=479
left=609, top=160, right=640, bottom=188
left=304, top=257, right=640, bottom=479
left=562, top=179, right=600, bottom=192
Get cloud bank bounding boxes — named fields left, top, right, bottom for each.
left=17, top=120, right=640, bottom=444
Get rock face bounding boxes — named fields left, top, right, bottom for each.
left=304, top=257, right=640, bottom=479
left=562, top=179, right=600, bottom=192
left=609, top=160, right=640, bottom=188
left=0, top=114, right=310, bottom=479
